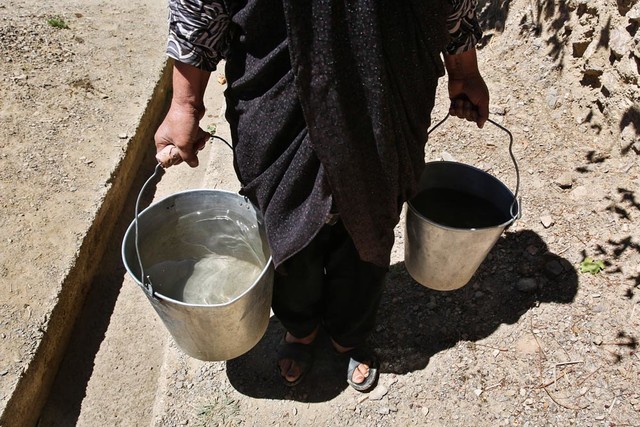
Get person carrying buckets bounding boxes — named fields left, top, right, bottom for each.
left=154, top=0, right=489, bottom=392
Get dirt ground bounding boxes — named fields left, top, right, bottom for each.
left=2, top=0, right=640, bottom=426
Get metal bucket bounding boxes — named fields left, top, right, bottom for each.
left=122, top=165, right=273, bottom=361
left=404, top=116, right=520, bottom=291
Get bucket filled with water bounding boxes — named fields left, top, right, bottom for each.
left=404, top=116, right=520, bottom=291
left=122, top=165, right=273, bottom=361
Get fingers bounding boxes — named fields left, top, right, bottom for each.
left=155, top=145, right=183, bottom=168
left=476, top=102, right=489, bottom=129
left=449, top=97, right=478, bottom=124
left=156, top=131, right=211, bottom=169
left=449, top=97, right=490, bottom=129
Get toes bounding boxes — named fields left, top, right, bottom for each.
left=279, top=359, right=301, bottom=382
left=352, top=363, right=370, bottom=384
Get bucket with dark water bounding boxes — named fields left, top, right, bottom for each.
left=121, top=163, right=273, bottom=361
left=404, top=115, right=520, bottom=291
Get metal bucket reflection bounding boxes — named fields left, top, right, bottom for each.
left=122, top=171, right=273, bottom=361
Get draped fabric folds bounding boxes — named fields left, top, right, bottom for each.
left=223, top=0, right=450, bottom=269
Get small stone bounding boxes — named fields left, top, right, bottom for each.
left=546, top=88, right=558, bottom=109
left=118, top=133, right=128, bottom=139
left=0, top=370, right=8, bottom=376
left=421, top=407, right=430, bottom=416
left=610, top=28, right=631, bottom=60
left=628, top=3, right=640, bottom=22
left=369, top=385, right=388, bottom=401
left=592, top=336, right=603, bottom=345
left=474, top=389, right=483, bottom=396
left=555, top=173, right=573, bottom=189
left=441, top=151, right=455, bottom=162
left=377, top=407, right=391, bottom=415
left=540, top=214, right=554, bottom=228
left=516, top=278, right=537, bottom=293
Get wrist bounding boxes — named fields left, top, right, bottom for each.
left=444, top=48, right=480, bottom=80
left=170, top=97, right=206, bottom=119
left=171, top=60, right=211, bottom=119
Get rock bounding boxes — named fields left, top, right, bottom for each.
left=441, top=151, right=456, bottom=162
left=369, top=385, right=388, bottom=401
left=516, top=278, right=537, bottom=293
left=572, top=40, right=591, bottom=58
left=628, top=3, right=640, bottom=23
left=421, top=407, right=430, bottom=416
left=600, top=72, right=618, bottom=98
left=616, top=55, right=639, bottom=84
left=546, top=88, right=558, bottom=109
left=118, top=133, right=128, bottom=139
left=570, top=185, right=588, bottom=200
left=555, top=173, right=573, bottom=189
left=610, top=28, right=632, bottom=60
left=540, top=214, right=554, bottom=228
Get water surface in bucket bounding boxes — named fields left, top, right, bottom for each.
left=147, top=254, right=263, bottom=304
left=141, top=210, right=267, bottom=305
left=410, top=187, right=509, bottom=229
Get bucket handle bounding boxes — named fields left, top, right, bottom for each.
left=427, top=114, right=521, bottom=221
left=133, top=135, right=233, bottom=295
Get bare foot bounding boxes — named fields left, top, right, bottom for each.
left=278, top=328, right=318, bottom=384
left=332, top=340, right=370, bottom=385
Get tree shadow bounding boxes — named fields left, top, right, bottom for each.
left=477, top=0, right=512, bottom=34
left=620, top=105, right=640, bottom=155
left=226, top=228, right=578, bottom=401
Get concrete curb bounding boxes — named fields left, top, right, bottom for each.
left=0, top=60, right=173, bottom=427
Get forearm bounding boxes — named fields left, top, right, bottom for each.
left=443, top=48, right=480, bottom=79
left=171, top=61, right=211, bottom=117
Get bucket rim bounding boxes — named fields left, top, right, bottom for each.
left=406, top=201, right=517, bottom=232
left=121, top=188, right=273, bottom=307
left=408, top=161, right=520, bottom=231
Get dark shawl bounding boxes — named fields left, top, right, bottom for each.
left=223, top=0, right=450, bottom=269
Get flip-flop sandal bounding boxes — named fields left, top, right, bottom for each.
left=343, top=347, right=380, bottom=392
left=276, top=340, right=314, bottom=387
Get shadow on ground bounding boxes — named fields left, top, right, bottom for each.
left=38, top=151, right=160, bottom=426
left=227, top=228, right=578, bottom=402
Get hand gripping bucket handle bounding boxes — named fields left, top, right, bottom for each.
left=427, top=114, right=521, bottom=221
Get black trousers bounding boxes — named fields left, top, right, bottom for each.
left=271, top=220, right=387, bottom=348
